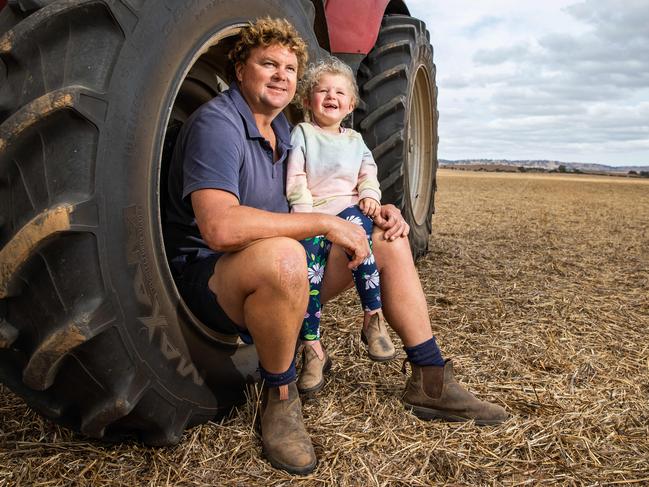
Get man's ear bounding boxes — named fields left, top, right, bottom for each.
left=235, top=62, right=243, bottom=82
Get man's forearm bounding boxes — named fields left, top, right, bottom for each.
left=192, top=188, right=369, bottom=266
left=203, top=205, right=332, bottom=253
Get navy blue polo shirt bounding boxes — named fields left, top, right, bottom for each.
left=164, top=84, right=292, bottom=274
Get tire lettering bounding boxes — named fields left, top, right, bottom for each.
left=126, top=205, right=204, bottom=386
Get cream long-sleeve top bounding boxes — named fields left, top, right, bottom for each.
left=286, top=122, right=381, bottom=215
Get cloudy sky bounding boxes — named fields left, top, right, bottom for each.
left=407, top=0, right=649, bottom=167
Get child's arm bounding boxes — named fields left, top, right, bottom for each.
left=286, top=126, right=314, bottom=212
left=359, top=197, right=381, bottom=218
left=357, top=141, right=381, bottom=215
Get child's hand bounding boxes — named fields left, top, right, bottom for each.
left=359, top=198, right=380, bottom=218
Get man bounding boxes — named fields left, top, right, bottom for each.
left=165, top=17, right=507, bottom=475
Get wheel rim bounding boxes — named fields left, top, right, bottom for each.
left=170, top=28, right=239, bottom=124
left=158, top=25, right=244, bottom=346
left=406, top=64, right=434, bottom=226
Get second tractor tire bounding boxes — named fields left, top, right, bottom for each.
left=355, top=14, right=439, bottom=260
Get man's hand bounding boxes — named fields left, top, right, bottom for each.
left=359, top=197, right=380, bottom=219
left=373, top=204, right=410, bottom=241
left=324, top=217, right=370, bottom=269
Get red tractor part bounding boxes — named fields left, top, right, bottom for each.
left=326, top=0, right=393, bottom=54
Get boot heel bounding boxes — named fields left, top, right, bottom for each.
left=404, top=403, right=465, bottom=422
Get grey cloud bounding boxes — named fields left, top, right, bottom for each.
left=462, top=16, right=506, bottom=36
left=473, top=44, right=530, bottom=65
left=490, top=93, right=586, bottom=117
left=469, top=0, right=649, bottom=103
left=566, top=0, right=649, bottom=41
left=523, top=81, right=622, bottom=102
left=439, top=75, right=472, bottom=89
left=537, top=32, right=649, bottom=79
left=438, top=97, right=648, bottom=160
left=490, top=122, right=647, bottom=144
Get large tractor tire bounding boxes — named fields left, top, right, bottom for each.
left=355, top=14, right=438, bottom=260
left=0, top=0, right=319, bottom=445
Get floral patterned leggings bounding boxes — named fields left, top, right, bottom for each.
left=300, top=205, right=382, bottom=341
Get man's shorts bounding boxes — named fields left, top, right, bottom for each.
left=174, top=255, right=253, bottom=344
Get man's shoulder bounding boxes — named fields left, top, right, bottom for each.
left=174, top=90, right=248, bottom=168
left=191, top=91, right=242, bottom=128
left=179, top=92, right=247, bottom=154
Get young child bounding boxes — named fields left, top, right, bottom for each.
left=286, top=57, right=396, bottom=394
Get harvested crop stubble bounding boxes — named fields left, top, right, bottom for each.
left=1, top=169, right=648, bottom=486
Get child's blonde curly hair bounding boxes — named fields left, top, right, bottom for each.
left=229, top=17, right=309, bottom=80
left=296, top=57, right=359, bottom=122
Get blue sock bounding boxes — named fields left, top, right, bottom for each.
left=405, top=337, right=445, bottom=366
left=259, top=361, right=297, bottom=388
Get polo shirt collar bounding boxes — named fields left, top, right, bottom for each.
left=229, top=83, right=292, bottom=150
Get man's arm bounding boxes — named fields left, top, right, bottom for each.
left=191, top=189, right=371, bottom=269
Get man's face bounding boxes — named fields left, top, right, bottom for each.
left=235, top=44, right=298, bottom=117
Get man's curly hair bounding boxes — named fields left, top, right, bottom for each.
left=229, top=17, right=309, bottom=80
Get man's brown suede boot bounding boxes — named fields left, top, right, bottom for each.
left=260, top=381, right=317, bottom=475
left=402, top=359, right=508, bottom=425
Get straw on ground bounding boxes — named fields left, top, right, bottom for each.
left=1, top=169, right=648, bottom=486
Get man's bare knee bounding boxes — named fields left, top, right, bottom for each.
left=373, top=233, right=413, bottom=269
left=258, top=237, right=308, bottom=299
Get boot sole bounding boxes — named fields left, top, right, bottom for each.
left=404, top=403, right=507, bottom=426
left=263, top=448, right=317, bottom=475
left=297, top=357, right=332, bottom=394
left=360, top=332, right=396, bottom=362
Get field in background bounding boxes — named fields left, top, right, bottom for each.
left=1, top=169, right=648, bottom=485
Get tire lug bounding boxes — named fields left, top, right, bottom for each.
left=0, top=318, right=18, bottom=349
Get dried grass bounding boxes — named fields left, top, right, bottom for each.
left=1, top=169, right=648, bottom=486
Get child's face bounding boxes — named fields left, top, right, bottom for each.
left=307, top=73, right=355, bottom=128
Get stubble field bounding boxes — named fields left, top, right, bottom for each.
left=1, top=169, right=648, bottom=485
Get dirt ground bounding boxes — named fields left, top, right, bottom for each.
left=1, top=169, right=648, bottom=486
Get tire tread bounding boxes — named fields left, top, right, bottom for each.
left=355, top=14, right=438, bottom=259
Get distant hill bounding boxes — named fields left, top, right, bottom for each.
left=439, top=159, right=649, bottom=174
